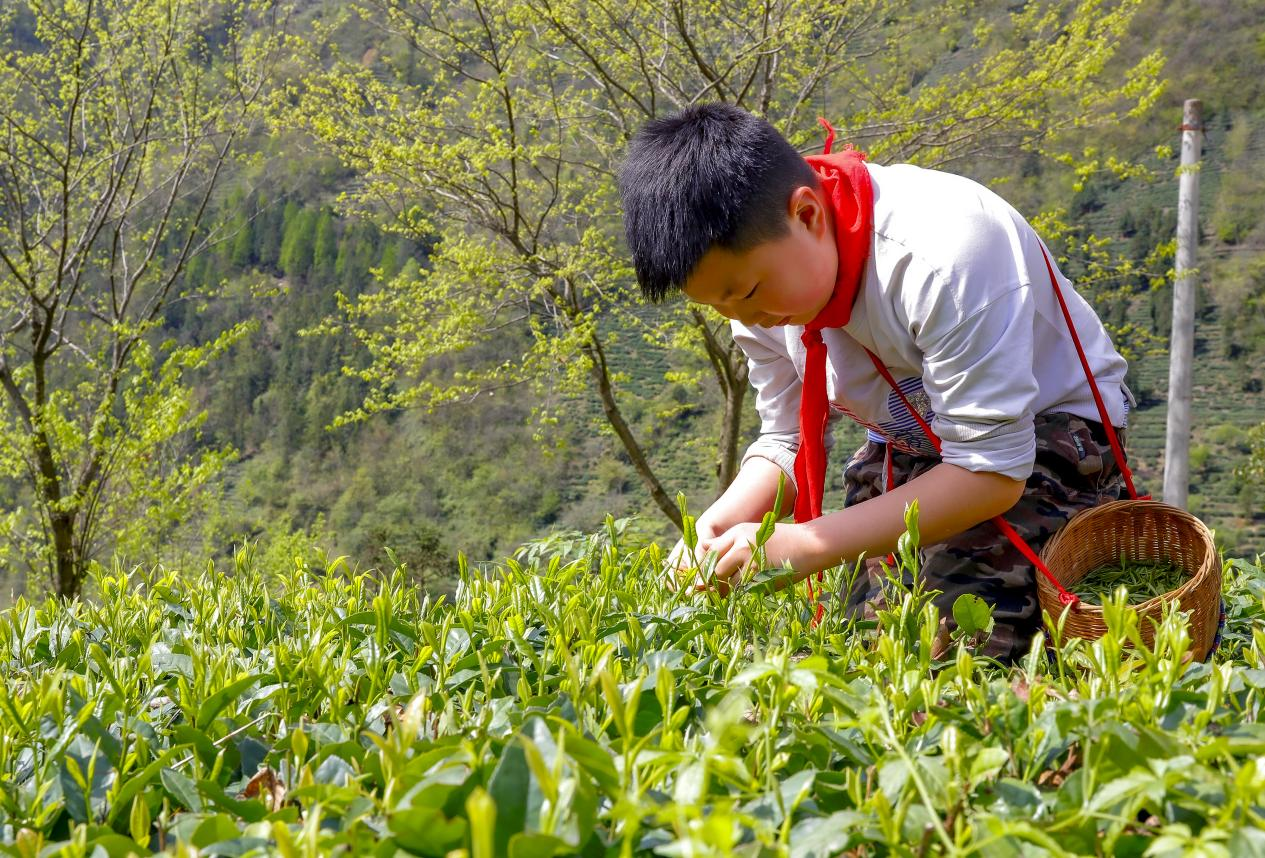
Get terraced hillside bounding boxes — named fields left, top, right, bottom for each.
left=1124, top=298, right=1265, bottom=555
left=1079, top=109, right=1265, bottom=557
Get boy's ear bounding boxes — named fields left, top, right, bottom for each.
left=788, top=184, right=828, bottom=234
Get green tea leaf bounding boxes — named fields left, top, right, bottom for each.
left=59, top=741, right=114, bottom=824
left=160, top=767, right=203, bottom=813
left=677, top=493, right=697, bottom=550
left=789, top=811, right=866, bottom=857
left=953, top=594, right=995, bottom=637
left=196, top=672, right=273, bottom=729
left=754, top=472, right=788, bottom=549
left=129, top=794, right=151, bottom=846
left=106, top=749, right=183, bottom=826
left=389, top=805, right=468, bottom=856
left=190, top=814, right=240, bottom=849
left=754, top=509, right=777, bottom=549
left=83, top=831, right=156, bottom=858
left=199, top=779, right=269, bottom=823
left=508, top=832, right=570, bottom=858
left=487, top=741, right=531, bottom=856
left=561, top=730, right=619, bottom=796
left=467, top=787, right=496, bottom=858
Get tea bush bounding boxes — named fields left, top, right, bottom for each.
left=3, top=517, right=1265, bottom=857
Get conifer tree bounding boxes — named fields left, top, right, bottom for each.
left=230, top=208, right=256, bottom=270
left=313, top=209, right=338, bottom=284
left=280, top=208, right=317, bottom=281
left=253, top=194, right=284, bottom=270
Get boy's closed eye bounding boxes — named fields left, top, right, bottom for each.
left=741, top=282, right=759, bottom=300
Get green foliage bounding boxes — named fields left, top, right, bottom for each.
left=253, top=193, right=286, bottom=270
left=952, top=594, right=995, bottom=638
left=1215, top=253, right=1265, bottom=375
left=1238, top=424, right=1265, bottom=490
left=1190, top=443, right=1212, bottom=473
left=230, top=208, right=257, bottom=270
left=3, top=524, right=1265, bottom=854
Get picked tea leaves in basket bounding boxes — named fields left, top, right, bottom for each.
left=1038, top=499, right=1222, bottom=660
left=1070, top=560, right=1189, bottom=606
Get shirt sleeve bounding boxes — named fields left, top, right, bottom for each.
left=914, top=284, right=1041, bottom=481
left=731, top=322, right=839, bottom=492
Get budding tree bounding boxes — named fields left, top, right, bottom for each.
left=0, top=0, right=285, bottom=597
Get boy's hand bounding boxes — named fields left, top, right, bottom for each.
left=663, top=522, right=719, bottom=590
left=702, top=522, right=813, bottom=597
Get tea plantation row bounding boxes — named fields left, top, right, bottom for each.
left=3, top=520, right=1265, bottom=856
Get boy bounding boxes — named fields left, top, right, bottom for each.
left=618, top=103, right=1135, bottom=662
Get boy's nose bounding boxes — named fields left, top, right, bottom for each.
left=712, top=302, right=765, bottom=327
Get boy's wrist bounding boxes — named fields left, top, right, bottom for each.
left=694, top=514, right=723, bottom=540
left=794, top=519, right=851, bottom=575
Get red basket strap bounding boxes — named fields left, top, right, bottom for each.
left=884, top=444, right=898, bottom=568
left=863, top=347, right=1079, bottom=606
left=1036, top=244, right=1146, bottom=501
left=991, top=515, right=1079, bottom=606
left=867, top=352, right=942, bottom=455
left=804, top=574, right=826, bottom=626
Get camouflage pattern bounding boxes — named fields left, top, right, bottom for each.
left=833, top=412, right=1134, bottom=663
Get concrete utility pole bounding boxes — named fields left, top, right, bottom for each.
left=1163, top=99, right=1203, bottom=509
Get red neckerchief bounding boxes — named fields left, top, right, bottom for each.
left=792, top=119, right=874, bottom=523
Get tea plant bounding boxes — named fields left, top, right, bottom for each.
left=2, top=512, right=1265, bottom=856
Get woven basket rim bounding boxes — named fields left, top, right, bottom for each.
left=1036, top=499, right=1218, bottom=617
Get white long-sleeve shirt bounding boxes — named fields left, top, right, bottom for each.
left=737, top=160, right=1132, bottom=486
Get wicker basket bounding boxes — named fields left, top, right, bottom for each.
left=1037, top=499, right=1221, bottom=661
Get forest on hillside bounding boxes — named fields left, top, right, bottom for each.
left=1, top=0, right=1264, bottom=604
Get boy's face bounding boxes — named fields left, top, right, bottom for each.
left=681, top=184, right=839, bottom=327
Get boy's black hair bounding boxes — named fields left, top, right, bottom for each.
left=618, top=103, right=818, bottom=302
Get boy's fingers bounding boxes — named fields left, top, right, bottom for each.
left=667, top=540, right=701, bottom=573
left=714, top=545, right=749, bottom=583
left=701, top=532, right=731, bottom=557
left=716, top=532, right=765, bottom=582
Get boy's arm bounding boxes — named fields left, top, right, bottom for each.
left=796, top=462, right=1024, bottom=570
left=697, top=456, right=796, bottom=534
left=703, top=461, right=1024, bottom=589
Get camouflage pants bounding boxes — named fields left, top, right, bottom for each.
left=836, top=412, right=1134, bottom=663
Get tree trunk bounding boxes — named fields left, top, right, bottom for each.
left=689, top=308, right=750, bottom=495
left=51, top=513, right=80, bottom=600
left=30, top=422, right=82, bottom=600
left=716, top=380, right=747, bottom=490
left=583, top=333, right=685, bottom=532
left=27, top=343, right=84, bottom=600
